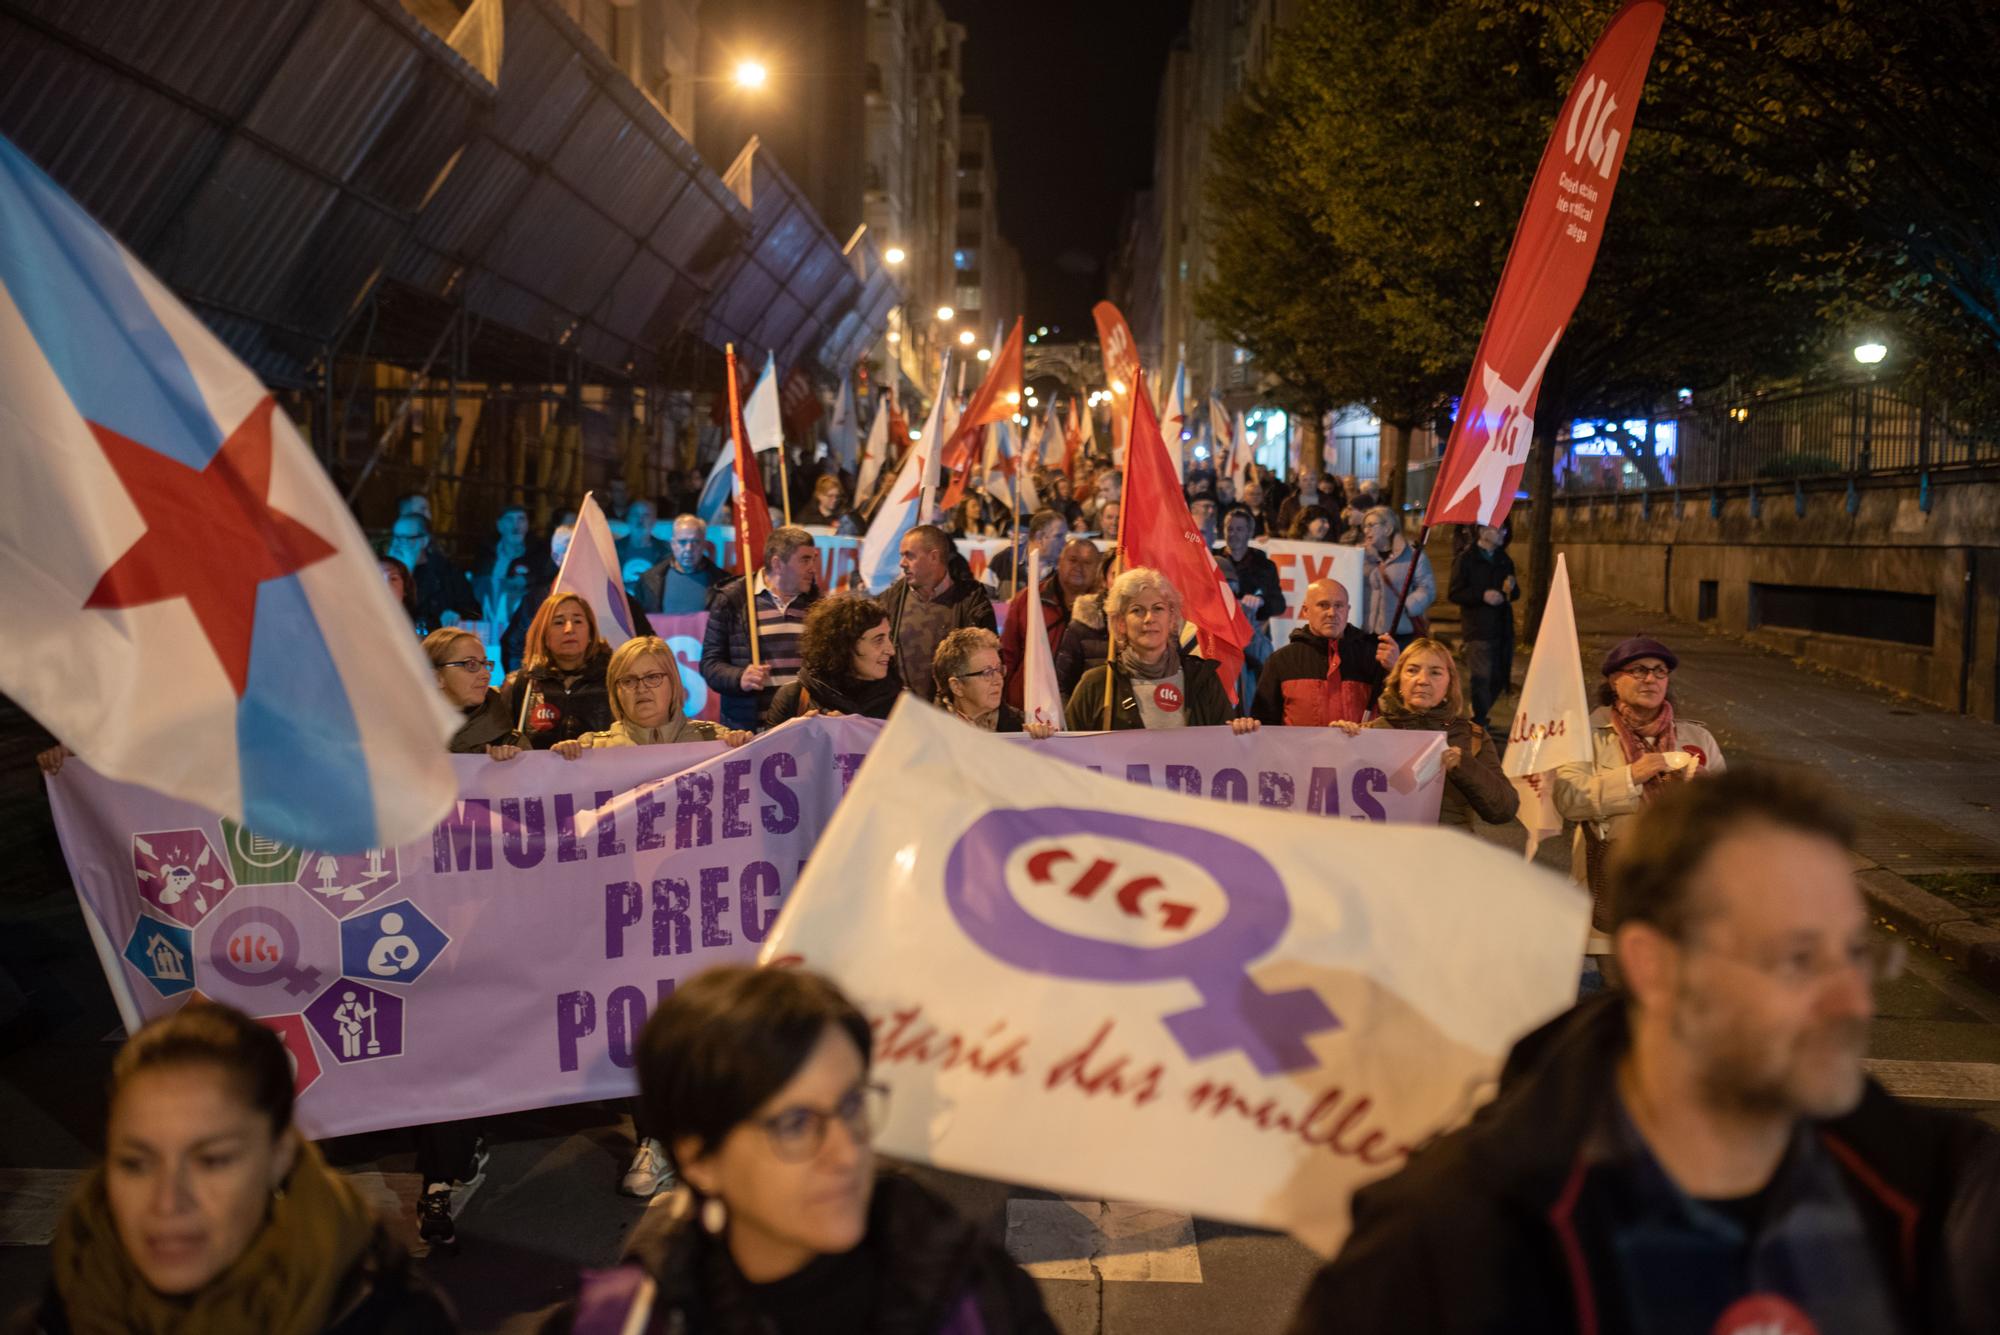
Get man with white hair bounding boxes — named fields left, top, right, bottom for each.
left=1250, top=578, right=1395, bottom=727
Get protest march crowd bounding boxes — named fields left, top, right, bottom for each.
left=22, top=436, right=2000, bottom=1335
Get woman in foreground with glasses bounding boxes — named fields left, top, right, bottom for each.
left=549, top=636, right=751, bottom=759
left=1555, top=635, right=1727, bottom=931
left=536, top=966, right=1056, bottom=1334
left=933, top=628, right=1055, bottom=737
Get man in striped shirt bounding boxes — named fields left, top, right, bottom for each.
left=700, top=526, right=822, bottom=729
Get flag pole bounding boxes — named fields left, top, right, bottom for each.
left=1100, top=373, right=1140, bottom=728
left=726, top=343, right=763, bottom=668
left=775, top=434, right=794, bottom=526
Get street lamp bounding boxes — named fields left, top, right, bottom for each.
left=884, top=245, right=907, bottom=266
left=886, top=329, right=900, bottom=344
left=958, top=329, right=976, bottom=346
left=1853, top=341, right=1888, bottom=366
left=976, top=348, right=992, bottom=362
left=936, top=305, right=955, bottom=322
left=733, top=60, right=768, bottom=89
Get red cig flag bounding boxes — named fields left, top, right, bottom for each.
left=1120, top=369, right=1254, bottom=703
left=725, top=343, right=773, bottom=577
left=1428, top=0, right=1667, bottom=528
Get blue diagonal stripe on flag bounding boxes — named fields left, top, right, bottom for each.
left=238, top=577, right=374, bottom=846
left=0, top=139, right=221, bottom=469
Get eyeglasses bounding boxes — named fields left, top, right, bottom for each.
left=756, top=1082, right=890, bottom=1162
left=442, top=658, right=492, bottom=674
left=617, top=670, right=674, bottom=693
left=1689, top=935, right=1906, bottom=990
left=954, top=665, right=1003, bottom=682
left=1618, top=664, right=1672, bottom=680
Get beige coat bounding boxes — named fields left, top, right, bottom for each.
left=1552, top=705, right=1725, bottom=881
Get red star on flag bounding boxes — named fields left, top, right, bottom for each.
left=84, top=396, right=337, bottom=697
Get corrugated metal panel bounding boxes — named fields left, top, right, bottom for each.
left=0, top=0, right=492, bottom=385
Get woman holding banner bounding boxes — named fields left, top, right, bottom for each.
left=31, top=1003, right=454, bottom=1334
left=1353, top=638, right=1517, bottom=830
left=933, top=628, right=1055, bottom=738
left=551, top=637, right=751, bottom=755
left=501, top=594, right=614, bottom=749
left=535, top=966, right=1054, bottom=1335
left=763, top=595, right=903, bottom=725
left=1063, top=568, right=1259, bottom=734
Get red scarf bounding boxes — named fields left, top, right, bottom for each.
left=1609, top=700, right=1678, bottom=799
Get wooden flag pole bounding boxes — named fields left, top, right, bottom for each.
left=726, top=343, right=763, bottom=668
left=775, top=436, right=794, bottom=526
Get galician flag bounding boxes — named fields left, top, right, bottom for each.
left=1161, top=360, right=1189, bottom=481
left=1021, top=546, right=1064, bottom=731
left=828, top=374, right=858, bottom=470
left=858, top=373, right=949, bottom=592
left=696, top=353, right=781, bottom=523
left=1503, top=552, right=1592, bottom=862
left=854, top=391, right=891, bottom=506
left=0, top=134, right=457, bottom=851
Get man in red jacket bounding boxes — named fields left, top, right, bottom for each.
left=999, top=537, right=1102, bottom=709
left=1250, top=578, right=1395, bottom=726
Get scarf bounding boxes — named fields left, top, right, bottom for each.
left=1609, top=699, right=1679, bottom=799
left=51, top=1139, right=381, bottom=1335
left=1374, top=694, right=1457, bottom=732
left=951, top=704, right=1002, bottom=732
left=1117, top=644, right=1177, bottom=680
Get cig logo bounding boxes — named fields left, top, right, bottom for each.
left=1565, top=74, right=1621, bottom=179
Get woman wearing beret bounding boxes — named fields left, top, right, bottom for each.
left=1553, top=635, right=1725, bottom=931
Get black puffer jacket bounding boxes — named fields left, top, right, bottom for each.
left=532, top=1172, right=1055, bottom=1335
left=501, top=647, right=613, bottom=749
left=448, top=689, right=524, bottom=754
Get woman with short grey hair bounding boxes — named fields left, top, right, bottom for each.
left=1063, top=567, right=1259, bottom=734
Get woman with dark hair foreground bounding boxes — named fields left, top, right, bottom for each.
left=23, top=1002, right=453, bottom=1334
left=762, top=595, right=903, bottom=725
left=536, top=966, right=1055, bottom=1335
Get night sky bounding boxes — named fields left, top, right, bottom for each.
left=942, top=0, right=1194, bottom=335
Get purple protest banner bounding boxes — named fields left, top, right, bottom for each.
left=48, top=714, right=1444, bottom=1138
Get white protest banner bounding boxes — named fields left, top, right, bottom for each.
left=1250, top=538, right=1366, bottom=645
left=763, top=702, right=1589, bottom=1256
left=1503, top=552, right=1592, bottom=860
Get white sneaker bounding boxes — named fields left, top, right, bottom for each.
left=620, top=1137, right=673, bottom=1197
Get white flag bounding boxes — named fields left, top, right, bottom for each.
left=743, top=353, right=783, bottom=457
left=1503, top=553, right=1592, bottom=860
left=762, top=701, right=1587, bottom=1257
left=1162, top=361, right=1189, bottom=481
left=829, top=376, right=857, bottom=470
left=854, top=392, right=891, bottom=503
left=1022, top=546, right=1063, bottom=729
left=552, top=493, right=638, bottom=649
left=859, top=379, right=948, bottom=592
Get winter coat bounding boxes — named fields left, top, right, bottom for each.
left=532, top=1172, right=1056, bottom=1335
left=1215, top=543, right=1287, bottom=631
left=1361, top=541, right=1435, bottom=638
left=1552, top=705, right=1725, bottom=881
left=1053, top=593, right=1110, bottom=704
left=640, top=556, right=726, bottom=616
left=448, top=689, right=524, bottom=754
left=883, top=557, right=996, bottom=704
left=764, top=666, right=905, bottom=727
left=1251, top=625, right=1390, bottom=728
left=502, top=581, right=649, bottom=672
left=999, top=576, right=1074, bottom=709
left=1064, top=655, right=1233, bottom=732
left=1448, top=545, right=1519, bottom=643
left=1286, top=993, right=2000, bottom=1335
left=700, top=578, right=824, bottom=729
left=1366, top=713, right=1518, bottom=828
left=502, top=647, right=614, bottom=749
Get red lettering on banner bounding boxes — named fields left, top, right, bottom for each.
left=1044, top=1020, right=1164, bottom=1107
left=1508, top=715, right=1568, bottom=745
left=1301, top=554, right=1335, bottom=585
left=1185, top=1079, right=1408, bottom=1168
left=874, top=1005, right=1028, bottom=1079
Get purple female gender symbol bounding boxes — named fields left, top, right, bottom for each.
left=208, top=906, right=323, bottom=997
left=943, top=806, right=1338, bottom=1075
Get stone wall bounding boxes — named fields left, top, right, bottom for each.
left=1507, top=466, right=2000, bottom=721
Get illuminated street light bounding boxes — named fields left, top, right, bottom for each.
left=1004, top=392, right=1019, bottom=405
left=734, top=60, right=768, bottom=89
left=936, top=305, right=955, bottom=322
left=977, top=348, right=992, bottom=362
left=1111, top=378, right=1127, bottom=395
left=909, top=428, right=922, bottom=441
left=1853, top=341, right=1888, bottom=365
left=886, top=330, right=900, bottom=344
left=1037, top=326, right=1049, bottom=337
left=883, top=245, right=907, bottom=266
left=959, top=329, right=976, bottom=346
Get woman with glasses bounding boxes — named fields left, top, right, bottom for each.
left=932, top=628, right=1054, bottom=737
left=549, top=636, right=751, bottom=758
left=424, top=628, right=521, bottom=759
left=1351, top=638, right=1517, bottom=830
left=1064, top=567, right=1260, bottom=734
left=1555, top=636, right=1726, bottom=930
left=763, top=595, right=904, bottom=726
left=537, top=966, right=1055, bottom=1335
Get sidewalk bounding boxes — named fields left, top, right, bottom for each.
left=1486, top=588, right=2000, bottom=984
